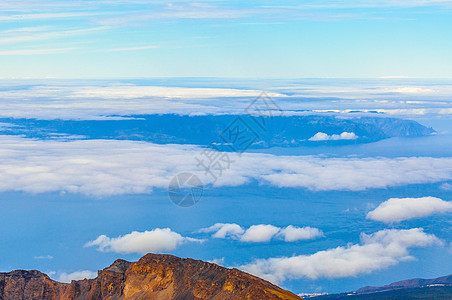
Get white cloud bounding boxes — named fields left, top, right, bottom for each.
left=379, top=76, right=412, bottom=79
left=240, top=228, right=441, bottom=284
left=0, top=26, right=108, bottom=44
left=440, top=183, right=452, bottom=191
left=240, top=225, right=281, bottom=242
left=297, top=0, right=452, bottom=9
left=259, top=156, right=452, bottom=191
left=367, top=197, right=452, bottom=223
left=57, top=270, right=98, bottom=283
left=277, top=226, right=325, bottom=242
left=0, top=135, right=452, bottom=196
left=0, top=48, right=74, bottom=55
left=0, top=84, right=284, bottom=120
left=0, top=1, right=364, bottom=27
left=309, top=132, right=358, bottom=141
left=0, top=82, right=451, bottom=120
left=96, top=3, right=253, bottom=26
left=207, top=257, right=226, bottom=266
left=383, top=87, right=434, bottom=94
left=68, top=85, right=280, bottom=99
left=85, top=228, right=203, bottom=254
left=0, top=12, right=107, bottom=22
left=0, top=122, right=17, bottom=129
left=198, top=223, right=324, bottom=243
left=198, top=223, right=245, bottom=239
left=105, top=45, right=158, bottom=52
left=33, top=255, right=53, bottom=260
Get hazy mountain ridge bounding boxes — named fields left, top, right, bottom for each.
left=356, top=274, right=452, bottom=294
left=309, top=274, right=452, bottom=299
left=0, top=114, right=435, bottom=148
left=0, top=253, right=301, bottom=300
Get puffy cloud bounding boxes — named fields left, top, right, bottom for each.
left=367, top=197, right=452, bottom=223
left=277, top=226, right=325, bottom=242
left=197, top=223, right=245, bottom=239
left=240, top=225, right=281, bottom=242
left=85, top=228, right=203, bottom=254
left=240, top=228, right=441, bottom=284
left=57, top=270, right=98, bottom=283
left=198, top=223, right=324, bottom=243
left=0, top=135, right=452, bottom=196
left=309, top=132, right=358, bottom=141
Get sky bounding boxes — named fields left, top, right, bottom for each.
left=0, top=1, right=451, bottom=297
left=1, top=0, right=452, bottom=78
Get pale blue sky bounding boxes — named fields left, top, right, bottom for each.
left=1, top=0, right=452, bottom=78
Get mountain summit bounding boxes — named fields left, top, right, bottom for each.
left=0, top=253, right=301, bottom=300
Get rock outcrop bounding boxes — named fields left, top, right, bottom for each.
left=0, top=253, right=301, bottom=300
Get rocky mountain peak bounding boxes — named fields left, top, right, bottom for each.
left=0, top=253, right=302, bottom=300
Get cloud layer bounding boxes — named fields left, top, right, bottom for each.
left=0, top=135, right=452, bottom=196
left=199, top=223, right=324, bottom=243
left=240, top=228, right=441, bottom=284
left=0, top=84, right=284, bottom=120
left=85, top=228, right=203, bottom=254
left=367, top=197, right=452, bottom=223
left=0, top=82, right=451, bottom=119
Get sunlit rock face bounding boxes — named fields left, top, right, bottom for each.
left=0, top=253, right=302, bottom=300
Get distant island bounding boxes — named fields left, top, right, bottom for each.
left=0, top=114, right=435, bottom=148
left=309, top=274, right=452, bottom=299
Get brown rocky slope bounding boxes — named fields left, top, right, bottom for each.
left=0, top=253, right=302, bottom=300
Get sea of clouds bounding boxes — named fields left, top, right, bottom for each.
left=1, top=135, right=452, bottom=196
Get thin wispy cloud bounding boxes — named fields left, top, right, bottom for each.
left=33, top=255, right=54, bottom=260
left=1, top=2, right=451, bottom=78
left=441, top=183, right=452, bottom=191
left=0, top=26, right=109, bottom=44
left=94, top=3, right=368, bottom=26
left=0, top=12, right=109, bottom=21
left=1, top=25, right=53, bottom=34
left=4, top=0, right=445, bottom=29
left=0, top=48, right=74, bottom=55
left=278, top=0, right=452, bottom=9
left=105, top=45, right=159, bottom=52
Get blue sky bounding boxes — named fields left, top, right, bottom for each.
left=1, top=0, right=452, bottom=78
left=0, top=1, right=452, bottom=297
